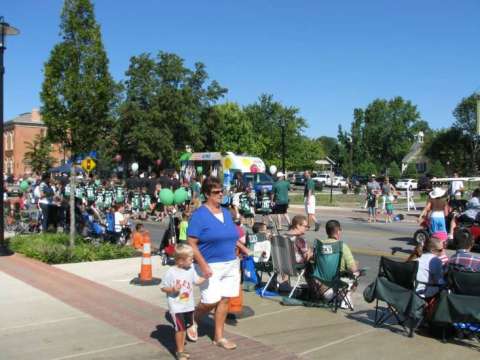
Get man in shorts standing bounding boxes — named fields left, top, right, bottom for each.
left=273, top=172, right=290, bottom=229
left=304, top=171, right=320, bottom=231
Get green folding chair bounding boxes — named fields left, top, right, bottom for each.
left=312, top=239, right=353, bottom=312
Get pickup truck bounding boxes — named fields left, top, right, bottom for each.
left=313, top=174, right=347, bottom=187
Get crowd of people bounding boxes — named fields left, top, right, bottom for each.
left=5, top=168, right=480, bottom=358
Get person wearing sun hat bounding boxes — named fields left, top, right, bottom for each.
left=419, top=187, right=449, bottom=242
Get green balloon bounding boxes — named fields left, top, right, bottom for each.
left=196, top=166, right=203, bottom=174
left=20, top=181, right=29, bottom=192
left=159, top=188, right=174, bottom=205
left=174, top=188, right=188, bottom=205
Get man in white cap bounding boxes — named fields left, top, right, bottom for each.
left=272, top=172, right=290, bottom=228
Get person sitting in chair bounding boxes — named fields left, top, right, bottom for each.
left=310, top=220, right=359, bottom=306
left=448, top=230, right=480, bottom=272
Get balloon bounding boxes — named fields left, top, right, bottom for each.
left=155, top=159, right=162, bottom=166
left=159, top=189, right=174, bottom=205
left=174, top=188, right=188, bottom=205
left=269, top=165, right=277, bottom=175
left=131, top=162, right=139, bottom=172
left=19, top=180, right=29, bottom=192
left=114, top=154, right=122, bottom=162
left=250, top=164, right=259, bottom=173
left=224, top=157, right=233, bottom=170
left=196, top=166, right=203, bottom=174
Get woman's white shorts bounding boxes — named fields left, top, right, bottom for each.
left=195, top=258, right=240, bottom=304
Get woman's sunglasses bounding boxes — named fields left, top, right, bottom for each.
left=211, top=189, right=224, bottom=195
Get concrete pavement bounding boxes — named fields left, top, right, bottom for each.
left=1, top=252, right=479, bottom=360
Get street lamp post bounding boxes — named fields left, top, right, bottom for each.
left=0, top=18, right=20, bottom=253
left=280, top=119, right=286, bottom=174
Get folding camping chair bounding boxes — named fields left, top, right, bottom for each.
left=261, top=235, right=305, bottom=299
left=364, top=257, right=425, bottom=337
left=312, top=239, right=355, bottom=312
left=246, top=232, right=273, bottom=282
left=432, top=267, right=480, bottom=342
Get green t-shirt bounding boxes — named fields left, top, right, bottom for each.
left=304, top=178, right=315, bottom=197
left=273, top=180, right=290, bottom=205
left=179, top=220, right=188, bottom=241
left=322, top=238, right=355, bottom=272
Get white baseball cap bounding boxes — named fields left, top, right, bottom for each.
left=277, top=172, right=284, bottom=177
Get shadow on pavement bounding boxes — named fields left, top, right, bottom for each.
left=151, top=324, right=176, bottom=356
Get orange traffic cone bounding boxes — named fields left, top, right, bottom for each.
left=139, top=233, right=152, bottom=282
left=131, top=231, right=161, bottom=286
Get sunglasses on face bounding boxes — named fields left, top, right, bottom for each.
left=211, top=189, right=224, bottom=195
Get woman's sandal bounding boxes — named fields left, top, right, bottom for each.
left=213, top=338, right=237, bottom=350
left=186, top=323, right=198, bottom=342
left=176, top=351, right=190, bottom=360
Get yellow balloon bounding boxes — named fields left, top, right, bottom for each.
left=242, top=158, right=252, bottom=167
left=224, top=157, right=233, bottom=169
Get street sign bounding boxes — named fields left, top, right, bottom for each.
left=81, top=157, right=96, bottom=173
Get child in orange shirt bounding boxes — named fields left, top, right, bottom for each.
left=132, top=223, right=145, bottom=249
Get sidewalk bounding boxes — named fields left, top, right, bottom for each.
left=1, top=253, right=478, bottom=359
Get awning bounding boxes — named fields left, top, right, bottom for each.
left=189, top=152, right=222, bottom=161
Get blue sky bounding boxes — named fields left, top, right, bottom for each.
left=2, top=0, right=479, bottom=137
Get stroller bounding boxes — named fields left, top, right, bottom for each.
left=160, top=209, right=179, bottom=265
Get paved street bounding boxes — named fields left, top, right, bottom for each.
left=1, top=207, right=478, bottom=359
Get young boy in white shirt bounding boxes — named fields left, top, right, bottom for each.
left=161, top=245, right=205, bottom=360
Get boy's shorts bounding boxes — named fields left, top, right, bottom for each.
left=171, top=310, right=194, bottom=331
left=196, top=259, right=240, bottom=304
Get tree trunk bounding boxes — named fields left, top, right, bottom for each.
left=69, top=167, right=76, bottom=248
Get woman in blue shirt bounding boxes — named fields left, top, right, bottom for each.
left=187, top=176, right=240, bottom=350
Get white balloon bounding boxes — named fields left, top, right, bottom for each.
left=269, top=165, right=277, bottom=175
left=131, top=162, right=139, bottom=172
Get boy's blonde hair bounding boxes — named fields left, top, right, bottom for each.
left=174, top=244, right=194, bottom=260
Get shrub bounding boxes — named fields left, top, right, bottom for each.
left=353, top=186, right=361, bottom=195
left=314, top=181, right=323, bottom=192
left=8, top=233, right=137, bottom=264
left=341, top=187, right=348, bottom=194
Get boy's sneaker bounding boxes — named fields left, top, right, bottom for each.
left=314, top=222, right=321, bottom=232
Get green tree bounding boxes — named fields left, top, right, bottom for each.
left=387, top=161, right=401, bottom=180
left=403, top=162, right=418, bottom=179
left=429, top=160, right=446, bottom=178
left=40, top=0, right=116, bottom=246
left=357, top=161, right=377, bottom=177
left=452, top=93, right=480, bottom=174
left=23, top=135, right=56, bottom=175
left=423, top=128, right=469, bottom=175
left=202, top=103, right=259, bottom=154
left=243, top=94, right=309, bottom=170
left=339, top=97, right=429, bottom=174
left=117, top=52, right=227, bottom=168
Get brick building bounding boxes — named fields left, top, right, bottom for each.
left=3, top=108, right=65, bottom=178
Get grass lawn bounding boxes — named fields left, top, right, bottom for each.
left=288, top=191, right=424, bottom=207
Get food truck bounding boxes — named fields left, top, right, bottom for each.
left=180, top=151, right=266, bottom=187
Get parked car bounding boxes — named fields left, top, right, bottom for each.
left=242, top=172, right=274, bottom=193
left=287, top=172, right=296, bottom=184
left=396, top=178, right=418, bottom=190
left=294, top=172, right=306, bottom=186
left=333, top=176, right=348, bottom=187
left=312, top=173, right=333, bottom=187
left=351, top=175, right=369, bottom=186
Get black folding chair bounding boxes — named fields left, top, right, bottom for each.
left=368, top=257, right=425, bottom=337
left=434, top=267, right=480, bottom=342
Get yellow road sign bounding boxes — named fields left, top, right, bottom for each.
left=81, top=157, right=96, bottom=173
